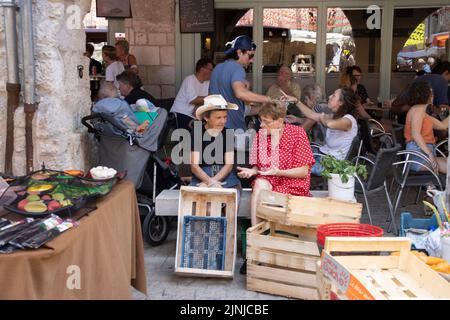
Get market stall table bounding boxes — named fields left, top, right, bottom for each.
left=0, top=180, right=147, bottom=299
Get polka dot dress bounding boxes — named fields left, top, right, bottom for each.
left=250, top=124, right=315, bottom=196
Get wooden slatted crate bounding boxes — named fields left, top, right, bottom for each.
left=321, top=237, right=450, bottom=300
left=175, top=186, right=237, bottom=278
left=257, top=190, right=362, bottom=228
left=246, top=221, right=321, bottom=300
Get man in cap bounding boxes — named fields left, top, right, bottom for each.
left=209, top=35, right=272, bottom=131
left=190, top=95, right=241, bottom=190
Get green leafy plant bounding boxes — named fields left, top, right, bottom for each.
left=320, top=155, right=368, bottom=183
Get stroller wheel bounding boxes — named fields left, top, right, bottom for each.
left=142, top=209, right=170, bottom=246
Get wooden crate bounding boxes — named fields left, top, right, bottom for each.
left=321, top=237, right=450, bottom=300
left=246, top=221, right=321, bottom=300
left=316, top=261, right=332, bottom=300
left=257, top=190, right=362, bottom=228
left=175, top=186, right=237, bottom=278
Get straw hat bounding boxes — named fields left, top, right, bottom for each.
left=195, top=95, right=239, bottom=120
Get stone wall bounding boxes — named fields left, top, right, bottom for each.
left=0, top=0, right=93, bottom=175
left=126, top=0, right=176, bottom=99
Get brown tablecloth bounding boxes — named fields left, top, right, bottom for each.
left=0, top=180, right=147, bottom=299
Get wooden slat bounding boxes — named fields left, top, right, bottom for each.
left=334, top=256, right=399, bottom=270
left=367, top=269, right=411, bottom=299
left=350, top=270, right=390, bottom=300
left=247, top=247, right=319, bottom=272
left=224, top=194, right=237, bottom=273
left=248, top=232, right=320, bottom=257
left=180, top=185, right=236, bottom=195
left=288, top=196, right=362, bottom=219
left=175, top=267, right=233, bottom=278
left=210, top=201, right=222, bottom=217
left=404, top=254, right=450, bottom=298
left=286, top=214, right=360, bottom=227
left=316, top=261, right=331, bottom=300
left=272, top=224, right=318, bottom=242
left=324, top=237, right=412, bottom=253
left=389, top=269, right=435, bottom=299
left=247, top=263, right=317, bottom=288
left=247, top=277, right=319, bottom=300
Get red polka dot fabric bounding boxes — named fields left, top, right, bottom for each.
left=250, top=124, right=315, bottom=196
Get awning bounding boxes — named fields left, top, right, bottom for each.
left=289, top=29, right=350, bottom=45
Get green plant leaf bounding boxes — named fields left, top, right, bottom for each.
left=319, top=154, right=367, bottom=182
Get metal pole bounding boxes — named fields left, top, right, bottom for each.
left=1, top=0, right=20, bottom=175
left=21, top=0, right=36, bottom=174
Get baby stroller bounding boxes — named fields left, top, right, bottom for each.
left=82, top=102, right=181, bottom=246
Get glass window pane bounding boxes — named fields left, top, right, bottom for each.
left=391, top=6, right=450, bottom=98
left=261, top=8, right=318, bottom=94
left=201, top=9, right=254, bottom=86
left=326, top=8, right=382, bottom=104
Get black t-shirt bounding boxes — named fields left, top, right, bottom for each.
left=190, top=124, right=234, bottom=165
left=89, top=58, right=103, bottom=75
left=125, top=87, right=158, bottom=106
left=356, top=84, right=369, bottom=104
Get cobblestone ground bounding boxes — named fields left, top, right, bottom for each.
left=134, top=184, right=429, bottom=300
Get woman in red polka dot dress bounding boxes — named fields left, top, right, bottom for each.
left=237, top=101, right=315, bottom=226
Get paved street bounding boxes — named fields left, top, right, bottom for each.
left=135, top=185, right=428, bottom=300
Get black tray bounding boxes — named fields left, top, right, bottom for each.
left=3, top=195, right=88, bottom=218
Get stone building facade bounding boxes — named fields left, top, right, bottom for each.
left=125, top=0, right=176, bottom=100
left=0, top=0, right=93, bottom=175
left=0, top=0, right=176, bottom=175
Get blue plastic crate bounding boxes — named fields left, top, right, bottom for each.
left=400, top=212, right=438, bottom=237
left=180, top=216, right=227, bottom=271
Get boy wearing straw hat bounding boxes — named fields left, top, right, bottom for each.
left=190, top=95, right=241, bottom=192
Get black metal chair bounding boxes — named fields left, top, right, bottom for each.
left=387, top=149, right=446, bottom=234
left=357, top=118, right=394, bottom=159
left=353, top=144, right=402, bottom=229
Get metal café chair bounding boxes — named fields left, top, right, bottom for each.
left=353, top=144, right=402, bottom=229
left=387, top=149, right=446, bottom=234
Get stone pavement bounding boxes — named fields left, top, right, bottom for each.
left=135, top=185, right=428, bottom=300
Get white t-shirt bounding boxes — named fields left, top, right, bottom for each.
left=319, top=114, right=358, bottom=160
left=170, top=74, right=209, bottom=118
left=105, top=61, right=125, bottom=88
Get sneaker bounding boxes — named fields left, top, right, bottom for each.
left=239, top=260, right=247, bottom=275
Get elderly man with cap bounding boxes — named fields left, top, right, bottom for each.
left=190, top=95, right=241, bottom=191
left=209, top=35, right=273, bottom=131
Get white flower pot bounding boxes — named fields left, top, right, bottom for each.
left=328, top=173, right=355, bottom=202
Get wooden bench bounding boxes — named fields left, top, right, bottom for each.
left=155, top=188, right=328, bottom=218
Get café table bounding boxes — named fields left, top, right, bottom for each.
left=0, top=180, right=147, bottom=300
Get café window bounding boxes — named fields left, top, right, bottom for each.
left=201, top=8, right=253, bottom=86
left=261, top=8, right=318, bottom=92
left=391, top=6, right=450, bottom=97
left=325, top=8, right=382, bottom=101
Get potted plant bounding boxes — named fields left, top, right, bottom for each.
left=320, top=155, right=368, bottom=202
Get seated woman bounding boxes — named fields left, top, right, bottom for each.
left=294, top=87, right=360, bottom=175
left=237, top=101, right=315, bottom=226
left=404, top=81, right=449, bottom=173
left=190, top=95, right=241, bottom=192
left=339, top=72, right=371, bottom=119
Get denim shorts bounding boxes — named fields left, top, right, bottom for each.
left=405, top=141, right=436, bottom=172
left=311, top=154, right=325, bottom=176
